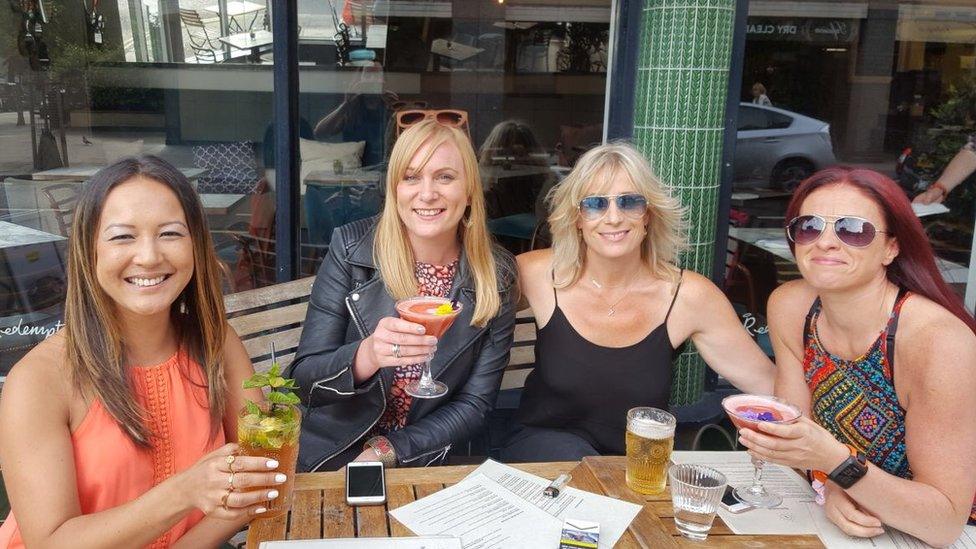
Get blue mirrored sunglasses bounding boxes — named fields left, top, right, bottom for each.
left=578, top=193, right=648, bottom=220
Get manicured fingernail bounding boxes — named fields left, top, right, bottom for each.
left=416, top=326, right=425, bottom=333
left=275, top=473, right=287, bottom=483
left=268, top=490, right=279, bottom=499
left=427, top=337, right=437, bottom=345
left=266, top=460, right=279, bottom=468
left=256, top=507, right=267, bottom=514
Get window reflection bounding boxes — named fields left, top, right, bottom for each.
left=728, top=1, right=976, bottom=326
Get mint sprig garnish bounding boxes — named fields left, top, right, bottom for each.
left=242, top=362, right=300, bottom=413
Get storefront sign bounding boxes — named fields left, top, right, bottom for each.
left=747, top=18, right=858, bottom=44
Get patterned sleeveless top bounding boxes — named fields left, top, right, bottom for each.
left=803, top=290, right=976, bottom=525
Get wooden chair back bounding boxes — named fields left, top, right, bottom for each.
left=40, top=183, right=79, bottom=237
left=225, top=277, right=314, bottom=374
left=223, top=278, right=537, bottom=387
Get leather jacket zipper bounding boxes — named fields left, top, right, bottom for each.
left=310, top=295, right=387, bottom=471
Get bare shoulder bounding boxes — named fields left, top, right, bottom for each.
left=516, top=249, right=552, bottom=276
left=1, top=332, right=71, bottom=416
left=896, top=295, right=976, bottom=383
left=515, top=249, right=553, bottom=293
left=767, top=280, right=817, bottom=325
left=674, top=269, right=720, bottom=303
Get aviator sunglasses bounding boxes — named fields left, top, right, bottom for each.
left=578, top=193, right=648, bottom=221
left=786, top=214, right=890, bottom=248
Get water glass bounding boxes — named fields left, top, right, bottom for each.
left=668, top=464, right=728, bottom=541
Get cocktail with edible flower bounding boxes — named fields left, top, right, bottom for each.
left=722, top=394, right=801, bottom=508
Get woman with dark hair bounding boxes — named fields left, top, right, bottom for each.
left=0, top=156, right=282, bottom=548
left=738, top=167, right=976, bottom=546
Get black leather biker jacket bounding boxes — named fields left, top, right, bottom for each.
left=287, top=217, right=517, bottom=472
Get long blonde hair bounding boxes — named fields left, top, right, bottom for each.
left=546, top=142, right=687, bottom=288
left=64, top=156, right=228, bottom=447
left=374, top=119, right=501, bottom=326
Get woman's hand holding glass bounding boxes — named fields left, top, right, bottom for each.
left=363, top=317, right=438, bottom=370
left=737, top=416, right=850, bottom=474
left=174, top=443, right=285, bottom=520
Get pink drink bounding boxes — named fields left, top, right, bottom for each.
left=722, top=394, right=800, bottom=430
left=395, top=297, right=460, bottom=338
left=394, top=296, right=463, bottom=399
left=720, top=394, right=801, bottom=508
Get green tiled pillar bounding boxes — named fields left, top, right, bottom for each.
left=632, top=0, right=735, bottom=406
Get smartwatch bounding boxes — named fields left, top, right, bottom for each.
left=827, top=444, right=868, bottom=489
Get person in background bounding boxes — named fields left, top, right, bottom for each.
left=913, top=133, right=976, bottom=205
left=751, top=82, right=772, bottom=106
left=739, top=167, right=976, bottom=546
left=502, top=142, right=776, bottom=462
left=288, top=118, right=517, bottom=471
left=0, top=156, right=282, bottom=548
left=478, top=119, right=555, bottom=221
left=314, top=66, right=396, bottom=167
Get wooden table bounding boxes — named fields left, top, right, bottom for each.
left=246, top=456, right=824, bottom=548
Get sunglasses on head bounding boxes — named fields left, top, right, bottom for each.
left=395, top=109, right=470, bottom=137
left=786, top=215, right=890, bottom=248
left=578, top=193, right=648, bottom=221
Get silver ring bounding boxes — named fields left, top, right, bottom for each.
left=391, top=343, right=401, bottom=359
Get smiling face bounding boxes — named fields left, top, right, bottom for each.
left=793, top=184, right=898, bottom=291
left=95, top=176, right=194, bottom=321
left=396, top=139, right=469, bottom=256
left=576, top=168, right=649, bottom=261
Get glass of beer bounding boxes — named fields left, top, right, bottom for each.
left=625, top=407, right=676, bottom=495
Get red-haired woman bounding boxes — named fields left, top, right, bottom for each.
left=737, top=167, right=976, bottom=546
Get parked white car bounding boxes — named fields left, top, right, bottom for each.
left=735, top=103, right=836, bottom=191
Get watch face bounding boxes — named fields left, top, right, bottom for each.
left=832, top=456, right=868, bottom=488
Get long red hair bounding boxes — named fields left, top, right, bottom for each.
left=785, top=166, right=976, bottom=335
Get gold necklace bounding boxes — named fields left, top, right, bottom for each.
left=590, top=271, right=639, bottom=316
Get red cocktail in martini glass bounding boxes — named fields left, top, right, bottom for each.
left=721, top=394, right=801, bottom=508
left=395, top=296, right=463, bottom=399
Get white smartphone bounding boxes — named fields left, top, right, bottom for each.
left=720, top=485, right=751, bottom=513
left=345, top=461, right=386, bottom=506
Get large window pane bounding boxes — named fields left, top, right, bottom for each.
left=726, top=0, right=976, bottom=332
left=296, top=0, right=612, bottom=264
left=0, top=1, right=276, bottom=374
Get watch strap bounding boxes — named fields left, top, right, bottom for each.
left=827, top=444, right=868, bottom=489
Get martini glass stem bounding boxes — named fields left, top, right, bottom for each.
left=418, top=345, right=437, bottom=390
left=748, top=454, right=766, bottom=495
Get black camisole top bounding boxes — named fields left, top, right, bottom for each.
left=515, top=271, right=683, bottom=454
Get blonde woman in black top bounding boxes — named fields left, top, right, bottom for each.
left=503, top=142, right=776, bottom=461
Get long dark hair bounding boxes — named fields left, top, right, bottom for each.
left=64, top=155, right=228, bottom=446
left=785, top=166, right=976, bottom=335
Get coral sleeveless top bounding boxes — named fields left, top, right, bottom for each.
left=803, top=291, right=976, bottom=524
left=0, top=351, right=226, bottom=548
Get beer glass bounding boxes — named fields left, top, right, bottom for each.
left=625, top=407, right=676, bottom=495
